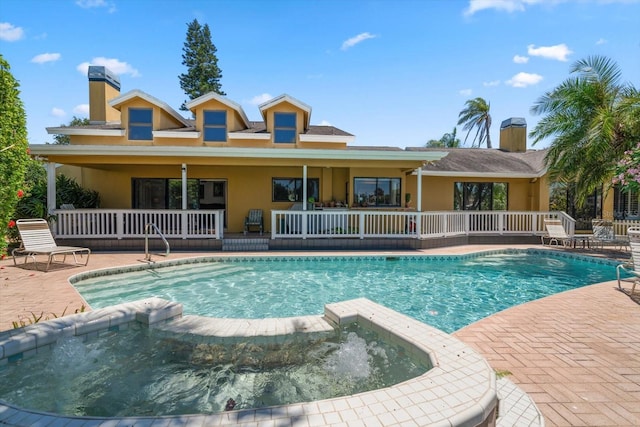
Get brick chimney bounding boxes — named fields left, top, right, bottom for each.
left=88, top=65, right=121, bottom=124
left=499, top=117, right=527, bottom=152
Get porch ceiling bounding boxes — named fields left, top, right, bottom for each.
left=29, top=144, right=448, bottom=168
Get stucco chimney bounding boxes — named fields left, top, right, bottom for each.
left=88, top=65, right=121, bottom=124
left=499, top=117, right=527, bottom=153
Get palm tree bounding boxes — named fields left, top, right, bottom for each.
left=530, top=55, right=640, bottom=205
left=457, top=98, right=492, bottom=148
left=425, top=127, right=462, bottom=148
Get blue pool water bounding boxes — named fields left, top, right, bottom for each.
left=73, top=250, right=619, bottom=333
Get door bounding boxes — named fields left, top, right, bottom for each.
left=199, top=180, right=227, bottom=227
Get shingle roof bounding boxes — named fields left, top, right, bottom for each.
left=233, top=121, right=353, bottom=137
left=406, top=147, right=548, bottom=176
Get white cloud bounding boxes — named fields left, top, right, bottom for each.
left=249, top=93, right=273, bottom=105
left=316, top=120, right=332, bottom=126
left=31, top=53, right=61, bottom=64
left=483, top=80, right=500, bottom=87
left=76, top=0, right=106, bottom=7
left=459, top=89, right=473, bottom=96
left=527, top=43, right=573, bottom=61
left=77, top=57, right=140, bottom=77
left=464, top=0, right=532, bottom=16
left=51, top=108, right=66, bottom=117
left=76, top=0, right=116, bottom=12
left=506, top=72, right=543, bottom=87
left=0, top=22, right=24, bottom=41
left=73, top=104, right=90, bottom=115
left=341, top=32, right=377, bottom=50
left=596, top=38, right=607, bottom=45
left=513, top=55, right=529, bottom=64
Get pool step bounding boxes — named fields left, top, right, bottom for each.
left=222, top=238, right=269, bottom=251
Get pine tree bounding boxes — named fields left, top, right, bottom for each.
left=179, top=19, right=225, bottom=111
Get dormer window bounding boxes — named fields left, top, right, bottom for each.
left=274, top=112, right=296, bottom=143
left=128, top=108, right=153, bottom=140
left=204, top=110, right=227, bottom=142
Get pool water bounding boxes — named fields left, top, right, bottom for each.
left=74, top=250, right=619, bottom=333
left=0, top=323, right=428, bottom=417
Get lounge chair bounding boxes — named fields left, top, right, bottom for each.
left=616, top=226, right=640, bottom=295
left=244, top=209, right=263, bottom=235
left=590, top=219, right=629, bottom=251
left=541, top=218, right=574, bottom=247
left=12, top=218, right=91, bottom=271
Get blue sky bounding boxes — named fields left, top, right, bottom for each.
left=2, top=0, right=639, bottom=149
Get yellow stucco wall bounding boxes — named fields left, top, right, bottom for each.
left=417, top=176, right=546, bottom=211
left=89, top=80, right=120, bottom=123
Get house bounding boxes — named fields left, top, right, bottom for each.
left=409, top=118, right=550, bottom=213
left=29, top=66, right=564, bottom=249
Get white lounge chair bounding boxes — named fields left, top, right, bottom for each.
left=590, top=219, right=629, bottom=251
left=541, top=218, right=574, bottom=247
left=12, top=218, right=91, bottom=272
left=616, top=227, right=640, bottom=295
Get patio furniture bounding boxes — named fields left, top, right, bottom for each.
left=12, top=218, right=91, bottom=272
left=590, top=219, right=629, bottom=251
left=244, top=209, right=263, bottom=235
left=616, top=227, right=640, bottom=295
left=541, top=218, right=574, bottom=247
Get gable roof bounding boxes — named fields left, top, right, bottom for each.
left=184, top=92, right=251, bottom=128
left=407, top=147, right=549, bottom=178
left=259, top=94, right=312, bottom=128
left=109, top=89, right=191, bottom=127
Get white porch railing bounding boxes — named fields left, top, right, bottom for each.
left=613, top=219, right=640, bottom=236
left=53, top=209, right=224, bottom=239
left=51, top=209, right=575, bottom=240
left=271, top=210, right=573, bottom=239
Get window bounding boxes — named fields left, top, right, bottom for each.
left=274, top=112, right=297, bottom=143
left=132, top=178, right=199, bottom=209
left=613, top=186, right=640, bottom=219
left=353, top=177, right=401, bottom=207
left=203, top=110, right=227, bottom=142
left=272, top=178, right=319, bottom=202
left=453, top=182, right=508, bottom=210
left=128, top=108, right=153, bottom=140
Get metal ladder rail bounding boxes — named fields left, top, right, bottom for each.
left=144, top=223, right=170, bottom=261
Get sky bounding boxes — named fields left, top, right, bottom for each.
left=1, top=0, right=639, bottom=150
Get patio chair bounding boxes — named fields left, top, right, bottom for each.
left=244, top=209, right=263, bottom=235
left=541, top=218, right=575, bottom=247
left=616, top=227, right=640, bottom=295
left=12, top=218, right=91, bottom=272
left=590, top=219, right=629, bottom=251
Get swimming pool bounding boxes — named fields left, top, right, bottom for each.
left=72, top=249, right=620, bottom=333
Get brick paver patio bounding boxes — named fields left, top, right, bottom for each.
left=1, top=246, right=639, bottom=426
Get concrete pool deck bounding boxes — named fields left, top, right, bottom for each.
left=1, top=244, right=639, bottom=426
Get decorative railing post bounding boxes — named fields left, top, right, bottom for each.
left=116, top=211, right=124, bottom=239
left=181, top=210, right=187, bottom=239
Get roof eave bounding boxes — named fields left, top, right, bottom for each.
left=29, top=144, right=448, bottom=162
left=299, top=135, right=355, bottom=143
left=45, top=127, right=125, bottom=137
left=420, top=170, right=546, bottom=178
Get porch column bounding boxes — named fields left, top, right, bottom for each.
left=46, top=162, right=56, bottom=215
left=303, top=165, right=308, bottom=211
left=417, top=167, right=423, bottom=212
left=181, top=163, right=187, bottom=210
